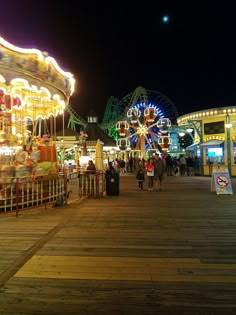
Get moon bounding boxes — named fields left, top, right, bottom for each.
left=162, top=15, right=170, bottom=24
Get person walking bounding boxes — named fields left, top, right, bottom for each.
left=146, top=157, right=154, bottom=191
left=165, top=154, right=173, bottom=176
left=179, top=154, right=187, bottom=176
left=128, top=156, right=134, bottom=173
left=119, top=159, right=126, bottom=175
left=153, top=154, right=165, bottom=191
left=136, top=168, right=145, bottom=190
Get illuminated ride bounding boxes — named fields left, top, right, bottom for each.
left=113, top=87, right=177, bottom=158
left=0, top=36, right=75, bottom=212
left=101, top=86, right=178, bottom=140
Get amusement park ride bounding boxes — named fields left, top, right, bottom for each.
left=64, top=86, right=180, bottom=159
left=65, top=86, right=180, bottom=159
left=0, top=36, right=74, bottom=211
left=116, top=105, right=172, bottom=158
left=104, top=86, right=179, bottom=159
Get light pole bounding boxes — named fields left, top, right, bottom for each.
left=225, top=114, right=232, bottom=175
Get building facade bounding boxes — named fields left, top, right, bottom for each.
left=177, top=106, right=236, bottom=176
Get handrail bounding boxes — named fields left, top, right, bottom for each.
left=0, top=172, right=67, bottom=215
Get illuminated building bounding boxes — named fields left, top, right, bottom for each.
left=177, top=107, right=236, bottom=176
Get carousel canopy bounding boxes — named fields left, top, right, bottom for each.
left=0, top=36, right=75, bottom=120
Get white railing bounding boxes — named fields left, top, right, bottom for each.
left=77, top=170, right=106, bottom=198
left=0, top=169, right=106, bottom=215
left=0, top=172, right=67, bottom=215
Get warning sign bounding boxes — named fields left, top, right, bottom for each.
left=211, top=169, right=233, bottom=195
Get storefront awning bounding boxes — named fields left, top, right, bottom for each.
left=200, top=140, right=224, bottom=147
left=186, top=143, right=199, bottom=150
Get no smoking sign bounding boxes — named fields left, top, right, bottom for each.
left=211, top=170, right=233, bottom=195
left=216, top=175, right=229, bottom=187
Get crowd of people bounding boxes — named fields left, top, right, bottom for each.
left=79, top=153, right=201, bottom=192
left=106, top=154, right=201, bottom=192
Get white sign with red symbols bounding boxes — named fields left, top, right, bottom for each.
left=211, top=169, right=233, bottom=195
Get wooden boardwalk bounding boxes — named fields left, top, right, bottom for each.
left=0, top=174, right=236, bottom=314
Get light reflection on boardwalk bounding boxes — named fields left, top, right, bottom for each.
left=0, top=175, right=236, bottom=314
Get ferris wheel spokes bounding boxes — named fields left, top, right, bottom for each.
left=116, top=99, right=172, bottom=157
left=144, top=134, right=154, bottom=149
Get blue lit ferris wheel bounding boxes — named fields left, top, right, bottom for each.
left=116, top=99, right=173, bottom=158
left=102, top=86, right=178, bottom=158
left=128, top=101, right=166, bottom=147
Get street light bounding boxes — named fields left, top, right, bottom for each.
left=186, top=127, right=193, bottom=133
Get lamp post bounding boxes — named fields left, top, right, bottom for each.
left=226, top=114, right=232, bottom=175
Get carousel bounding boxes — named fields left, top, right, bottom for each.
left=0, top=36, right=75, bottom=212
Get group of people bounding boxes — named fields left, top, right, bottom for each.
left=165, top=154, right=200, bottom=177
left=84, top=153, right=199, bottom=192
left=136, top=154, right=165, bottom=191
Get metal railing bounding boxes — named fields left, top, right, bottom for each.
left=0, top=169, right=106, bottom=215
left=0, top=172, right=67, bottom=215
left=77, top=170, right=105, bottom=198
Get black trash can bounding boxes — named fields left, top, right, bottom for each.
left=105, top=171, right=119, bottom=195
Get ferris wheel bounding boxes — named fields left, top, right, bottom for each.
left=116, top=101, right=172, bottom=159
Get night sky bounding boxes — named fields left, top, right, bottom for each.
left=1, top=1, right=236, bottom=122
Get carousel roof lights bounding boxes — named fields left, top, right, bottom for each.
left=0, top=36, right=75, bottom=99
left=0, top=36, right=74, bottom=79
left=0, top=75, right=5, bottom=83
left=35, top=114, right=47, bottom=120
left=0, top=36, right=43, bottom=58
left=46, top=112, right=55, bottom=118
left=40, top=86, right=51, bottom=97
left=53, top=94, right=61, bottom=100
left=11, top=78, right=29, bottom=86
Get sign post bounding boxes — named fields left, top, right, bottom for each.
left=211, top=169, right=233, bottom=195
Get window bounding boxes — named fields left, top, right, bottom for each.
left=206, top=146, right=224, bottom=164
left=207, top=147, right=223, bottom=157
left=204, top=121, right=225, bottom=135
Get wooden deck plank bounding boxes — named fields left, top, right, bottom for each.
left=1, top=175, right=236, bottom=314
left=14, top=255, right=236, bottom=282
left=14, top=255, right=236, bottom=269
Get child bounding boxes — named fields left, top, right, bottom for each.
left=136, top=169, right=145, bottom=190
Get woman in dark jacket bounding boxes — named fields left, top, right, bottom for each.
left=86, top=160, right=96, bottom=174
